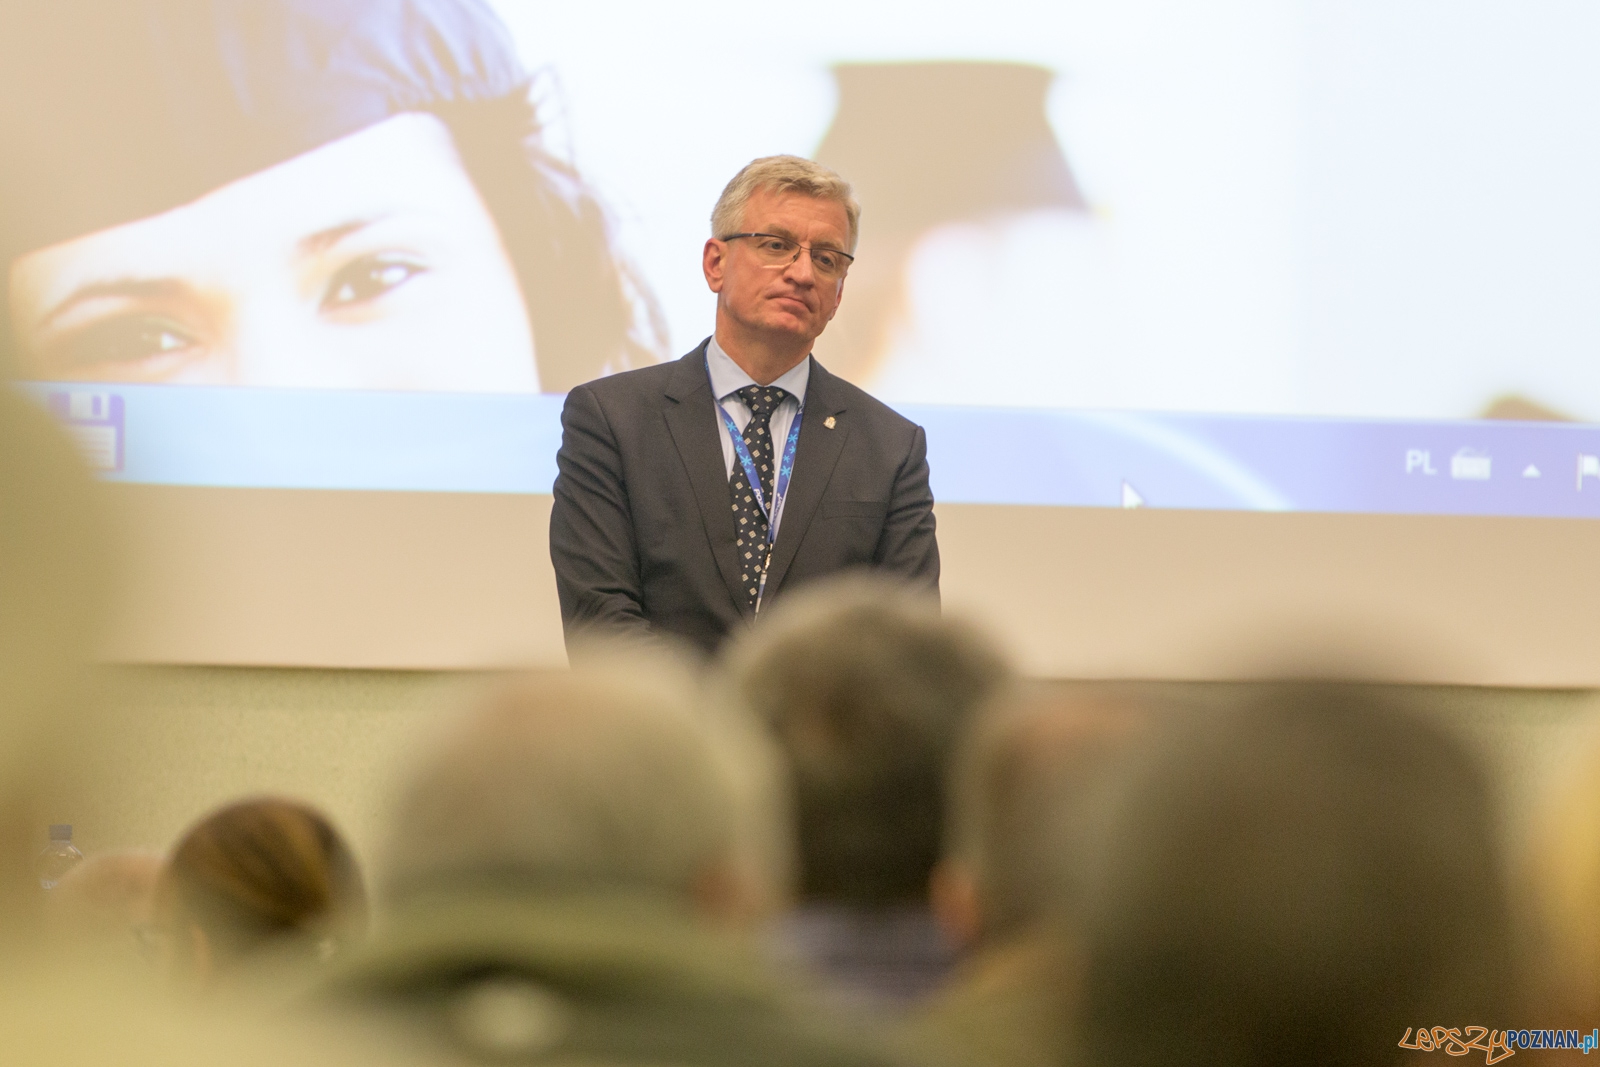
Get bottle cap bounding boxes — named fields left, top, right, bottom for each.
left=47, top=824, right=72, bottom=841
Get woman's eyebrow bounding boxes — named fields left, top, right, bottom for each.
left=37, top=277, right=192, bottom=331
left=296, top=216, right=391, bottom=258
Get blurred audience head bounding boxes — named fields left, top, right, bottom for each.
left=935, top=690, right=1147, bottom=950
left=1524, top=717, right=1600, bottom=1016
left=1076, top=683, right=1515, bottom=1067
left=726, top=576, right=1011, bottom=908
left=0, top=373, right=113, bottom=935
left=153, top=797, right=366, bottom=986
left=383, top=650, right=789, bottom=925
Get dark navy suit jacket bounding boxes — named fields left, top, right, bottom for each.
left=549, top=340, right=939, bottom=654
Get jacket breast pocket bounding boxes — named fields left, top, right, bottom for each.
left=819, top=500, right=888, bottom=521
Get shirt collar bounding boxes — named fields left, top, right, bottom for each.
left=706, top=336, right=811, bottom=405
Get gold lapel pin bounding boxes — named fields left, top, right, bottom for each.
left=824, top=416, right=836, bottom=429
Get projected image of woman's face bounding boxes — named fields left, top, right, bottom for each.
left=8, top=113, right=538, bottom=392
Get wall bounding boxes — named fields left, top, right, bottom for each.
left=105, top=486, right=1600, bottom=688
left=38, top=666, right=1600, bottom=891
left=40, top=667, right=466, bottom=880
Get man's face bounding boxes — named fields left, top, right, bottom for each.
left=703, top=187, right=850, bottom=349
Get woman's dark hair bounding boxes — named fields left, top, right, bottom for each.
left=0, top=0, right=668, bottom=392
left=435, top=92, right=668, bottom=393
left=0, top=91, right=667, bottom=391
left=157, top=796, right=367, bottom=970
left=730, top=580, right=1011, bottom=906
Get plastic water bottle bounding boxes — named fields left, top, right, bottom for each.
left=38, top=824, right=83, bottom=890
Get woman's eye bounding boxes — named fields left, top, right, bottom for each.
left=55, top=314, right=199, bottom=369
left=321, top=254, right=428, bottom=311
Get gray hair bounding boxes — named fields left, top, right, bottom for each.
left=724, top=575, right=1011, bottom=904
left=710, top=155, right=861, bottom=253
left=382, top=652, right=789, bottom=904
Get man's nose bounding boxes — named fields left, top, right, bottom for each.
left=782, top=248, right=817, bottom=286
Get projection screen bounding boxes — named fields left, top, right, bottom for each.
left=4, top=0, right=1600, bottom=682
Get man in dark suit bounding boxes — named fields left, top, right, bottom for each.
left=550, top=155, right=939, bottom=654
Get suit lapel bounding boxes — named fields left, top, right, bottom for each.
left=662, top=343, right=747, bottom=617
left=763, top=358, right=849, bottom=598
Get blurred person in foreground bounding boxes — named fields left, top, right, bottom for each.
left=1520, top=717, right=1600, bottom=1024
left=149, top=797, right=367, bottom=992
left=906, top=691, right=1148, bottom=1067
left=723, top=577, right=1012, bottom=1012
left=0, top=382, right=110, bottom=931
left=0, top=369, right=376, bottom=1065
left=550, top=155, right=939, bottom=656
left=312, top=652, right=913, bottom=1067
left=1075, top=683, right=1519, bottom=1067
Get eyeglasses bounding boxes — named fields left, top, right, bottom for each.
left=720, top=233, right=854, bottom=279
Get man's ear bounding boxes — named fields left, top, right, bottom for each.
left=929, top=859, right=984, bottom=950
left=703, top=238, right=727, bottom=293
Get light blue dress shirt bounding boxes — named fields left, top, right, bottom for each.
left=706, top=336, right=810, bottom=534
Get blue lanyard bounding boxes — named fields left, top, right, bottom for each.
left=718, top=399, right=803, bottom=613
left=718, top=401, right=803, bottom=539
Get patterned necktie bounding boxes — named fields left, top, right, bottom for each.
left=728, top=384, right=788, bottom=611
